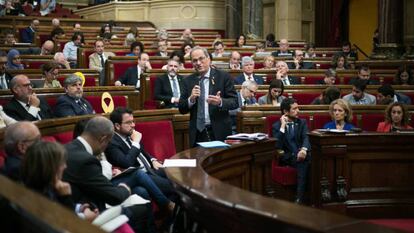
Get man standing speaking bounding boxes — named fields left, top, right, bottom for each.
left=179, top=46, right=238, bottom=147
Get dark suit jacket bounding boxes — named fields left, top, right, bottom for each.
left=3, top=97, right=54, bottom=121
left=154, top=74, right=184, bottom=108
left=287, top=61, right=314, bottom=70
left=63, top=139, right=130, bottom=210
left=54, top=94, right=94, bottom=117
left=105, top=133, right=155, bottom=169
left=20, top=26, right=35, bottom=43
left=234, top=74, right=264, bottom=85
left=271, top=50, right=294, bottom=57
left=118, top=66, right=139, bottom=86
left=396, top=93, right=412, bottom=105
left=178, top=68, right=238, bottom=146
left=1, top=155, right=21, bottom=181
left=272, top=118, right=311, bottom=156
left=0, top=72, right=13, bottom=90
left=155, top=51, right=169, bottom=57
left=283, top=76, right=301, bottom=85
left=348, top=77, right=380, bottom=85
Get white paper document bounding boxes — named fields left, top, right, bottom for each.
left=163, top=159, right=196, bottom=167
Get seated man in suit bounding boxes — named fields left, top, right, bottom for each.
left=4, top=75, right=54, bottom=121
left=229, top=80, right=258, bottom=133
left=212, top=41, right=225, bottom=58
left=154, top=59, right=184, bottom=108
left=155, top=40, right=169, bottom=57
left=275, top=61, right=300, bottom=85
left=0, top=52, right=13, bottom=90
left=341, top=41, right=358, bottom=60
left=234, top=56, right=264, bottom=85
left=288, top=50, right=314, bottom=70
left=115, top=52, right=152, bottom=90
left=89, top=39, right=115, bottom=86
left=377, top=84, right=411, bottom=105
left=20, top=18, right=39, bottom=43
left=105, top=107, right=177, bottom=205
left=55, top=74, right=94, bottom=117
left=228, top=51, right=241, bottom=70
left=317, top=68, right=337, bottom=85
left=272, top=98, right=311, bottom=204
left=63, top=116, right=153, bottom=232
left=342, top=79, right=376, bottom=105
left=348, top=66, right=379, bottom=85
left=271, top=38, right=293, bottom=57
left=2, top=121, right=41, bottom=181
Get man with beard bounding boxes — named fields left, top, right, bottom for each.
left=55, top=74, right=94, bottom=117
left=154, top=59, right=184, bottom=108
left=0, top=52, right=13, bottom=89
left=178, top=46, right=238, bottom=147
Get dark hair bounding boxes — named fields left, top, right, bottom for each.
left=377, top=84, right=395, bottom=98
left=265, top=33, right=275, bottom=42
left=101, top=32, right=112, bottom=41
left=110, top=107, right=133, bottom=125
left=353, top=79, right=367, bottom=92
left=94, top=39, right=105, bottom=47
left=4, top=29, right=15, bottom=36
left=41, top=62, right=58, bottom=75
left=305, top=42, right=315, bottom=51
left=50, top=27, right=65, bottom=39
left=71, top=32, right=84, bottom=43
left=235, top=34, right=246, bottom=47
left=130, top=41, right=144, bottom=53
left=181, top=42, right=194, bottom=54
left=280, top=98, right=297, bottom=114
left=358, top=65, right=370, bottom=73
left=384, top=102, right=409, bottom=126
left=21, top=141, right=67, bottom=193
left=100, top=24, right=112, bottom=36
left=73, top=118, right=90, bottom=139
left=342, top=41, right=351, bottom=47
left=169, top=50, right=185, bottom=64
left=331, top=53, right=348, bottom=69
left=266, top=79, right=284, bottom=104
left=322, top=86, right=341, bottom=104
left=213, top=41, right=224, bottom=47
left=393, top=66, right=413, bottom=85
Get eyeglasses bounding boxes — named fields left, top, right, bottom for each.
left=246, top=87, right=256, bottom=95
left=121, top=120, right=134, bottom=125
left=191, top=56, right=207, bottom=64
left=20, top=83, right=33, bottom=88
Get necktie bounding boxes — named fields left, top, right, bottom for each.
left=196, top=76, right=206, bottom=132
left=99, top=54, right=105, bottom=69
left=126, top=137, right=155, bottom=175
left=171, top=77, right=179, bottom=98
left=1, top=76, right=7, bottom=89
left=76, top=100, right=87, bottom=113
left=283, top=78, right=288, bottom=85
left=287, top=122, right=294, bottom=137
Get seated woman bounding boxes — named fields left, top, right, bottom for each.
left=304, top=43, right=316, bottom=58
left=377, top=102, right=413, bottom=132
left=393, top=66, right=413, bottom=85
left=260, top=55, right=275, bottom=70
left=41, top=62, right=62, bottom=88
left=180, top=41, right=194, bottom=58
left=331, top=53, right=349, bottom=71
left=323, top=99, right=355, bottom=130
left=235, top=34, right=247, bottom=48
left=311, top=86, right=341, bottom=105
left=126, top=41, right=144, bottom=57
left=258, top=79, right=285, bottom=106
left=6, top=49, right=24, bottom=70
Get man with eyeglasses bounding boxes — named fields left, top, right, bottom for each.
left=179, top=46, right=238, bottom=147
left=229, top=80, right=258, bottom=133
left=4, top=75, right=54, bottom=121
left=40, top=40, right=55, bottom=55
left=288, top=50, right=314, bottom=70
left=2, top=121, right=41, bottom=181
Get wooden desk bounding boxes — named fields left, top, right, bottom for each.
left=309, top=132, right=414, bottom=218
left=165, top=140, right=400, bottom=232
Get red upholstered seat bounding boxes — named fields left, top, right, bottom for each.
left=135, top=121, right=176, bottom=162
left=53, top=131, right=74, bottom=144
left=0, top=150, right=6, bottom=168
left=113, top=62, right=136, bottom=82
left=183, top=62, right=193, bottom=69
left=291, top=93, right=321, bottom=105
left=24, top=61, right=48, bottom=69
left=42, top=136, right=57, bottom=142
left=255, top=92, right=266, bottom=100
left=255, top=63, right=264, bottom=69
left=151, top=62, right=167, bottom=69
left=367, top=219, right=414, bottom=233
left=343, top=76, right=353, bottom=84
left=46, top=97, right=58, bottom=110
left=84, top=96, right=127, bottom=113
left=303, top=76, right=325, bottom=84
left=313, top=114, right=332, bottom=130
left=315, top=63, right=330, bottom=69
left=361, top=113, right=384, bottom=132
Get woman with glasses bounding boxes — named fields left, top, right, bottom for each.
left=6, top=49, right=24, bottom=70
left=258, top=79, right=285, bottom=106
left=41, top=62, right=62, bottom=88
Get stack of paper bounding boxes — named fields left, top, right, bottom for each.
left=197, top=141, right=230, bottom=148
left=227, top=133, right=268, bottom=141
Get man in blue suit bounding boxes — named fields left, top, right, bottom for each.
left=55, top=74, right=94, bottom=117
left=20, top=19, right=39, bottom=43
left=272, top=98, right=311, bottom=204
left=234, top=56, right=264, bottom=85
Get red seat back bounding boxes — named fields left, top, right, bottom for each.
left=303, top=76, right=325, bottom=84
left=42, top=136, right=57, bottom=142
left=53, top=131, right=74, bottom=144
left=135, top=120, right=176, bottom=162
left=291, top=93, right=320, bottom=105
left=312, top=114, right=332, bottom=130
left=113, top=62, right=136, bottom=82
left=265, top=115, right=282, bottom=137
left=361, top=114, right=384, bottom=132
left=24, top=61, right=48, bottom=69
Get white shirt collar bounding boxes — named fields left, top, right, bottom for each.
left=77, top=136, right=93, bottom=155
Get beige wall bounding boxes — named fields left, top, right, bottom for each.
left=75, top=0, right=225, bottom=30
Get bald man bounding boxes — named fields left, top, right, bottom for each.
left=4, top=75, right=54, bottom=121
left=40, top=40, right=55, bottom=55
left=271, top=39, right=293, bottom=57
left=2, top=121, right=41, bottom=181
